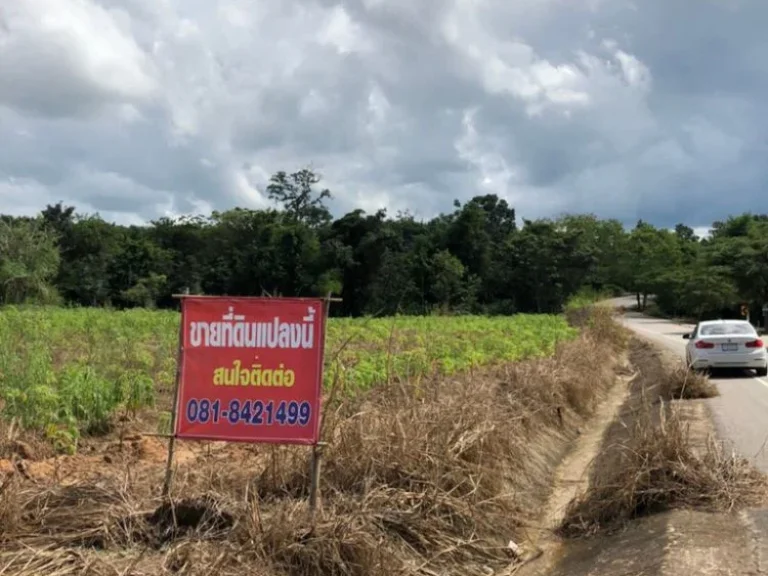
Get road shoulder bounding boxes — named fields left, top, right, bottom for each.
left=637, top=334, right=717, bottom=455
left=525, top=332, right=766, bottom=576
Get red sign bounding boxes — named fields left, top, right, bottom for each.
left=174, top=296, right=326, bottom=445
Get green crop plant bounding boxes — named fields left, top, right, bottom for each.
left=0, top=305, right=578, bottom=450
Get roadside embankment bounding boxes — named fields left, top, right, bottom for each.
left=522, top=332, right=768, bottom=576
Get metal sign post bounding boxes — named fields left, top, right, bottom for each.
left=162, top=310, right=185, bottom=499
left=308, top=292, right=334, bottom=522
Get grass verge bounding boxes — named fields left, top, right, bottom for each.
left=0, top=307, right=623, bottom=576
left=558, top=339, right=766, bottom=538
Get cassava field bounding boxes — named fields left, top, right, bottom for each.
left=0, top=307, right=577, bottom=451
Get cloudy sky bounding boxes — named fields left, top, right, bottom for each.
left=0, top=0, right=765, bottom=229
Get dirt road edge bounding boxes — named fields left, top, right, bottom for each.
left=518, top=333, right=767, bottom=576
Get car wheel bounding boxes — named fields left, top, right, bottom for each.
left=756, top=365, right=768, bottom=378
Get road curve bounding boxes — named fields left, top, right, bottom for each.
left=607, top=296, right=768, bottom=472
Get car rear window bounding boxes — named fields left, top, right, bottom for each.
left=700, top=323, right=756, bottom=336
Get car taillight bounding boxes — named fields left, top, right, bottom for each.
left=746, top=339, right=764, bottom=348
left=695, top=340, right=715, bottom=349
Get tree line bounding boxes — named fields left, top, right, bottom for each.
left=1, top=168, right=766, bottom=320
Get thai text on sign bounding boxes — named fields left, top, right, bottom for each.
left=174, top=296, right=326, bottom=445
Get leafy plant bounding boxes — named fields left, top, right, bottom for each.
left=0, top=306, right=578, bottom=446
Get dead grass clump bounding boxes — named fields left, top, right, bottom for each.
left=551, top=335, right=616, bottom=417
left=565, top=306, right=592, bottom=328
left=0, top=474, right=22, bottom=542
left=664, top=363, right=719, bottom=399
left=248, top=376, right=531, bottom=574
left=255, top=497, right=392, bottom=576
left=0, top=549, right=96, bottom=576
left=567, top=304, right=629, bottom=354
left=253, top=486, right=521, bottom=576
left=559, top=403, right=765, bottom=537
left=269, top=336, right=617, bottom=510
left=1, top=481, right=140, bottom=550
left=247, top=313, right=623, bottom=574
left=558, top=339, right=766, bottom=538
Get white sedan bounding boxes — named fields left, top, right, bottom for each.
left=683, top=319, right=768, bottom=376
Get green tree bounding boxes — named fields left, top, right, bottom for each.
left=0, top=218, right=61, bottom=304
left=679, top=264, right=737, bottom=319
left=506, top=220, right=568, bottom=313
left=15, top=168, right=768, bottom=321
left=121, top=272, right=168, bottom=308
left=54, top=215, right=122, bottom=306
left=108, top=232, right=172, bottom=307
left=150, top=215, right=209, bottom=302
left=624, top=222, right=682, bottom=310
left=366, top=248, right=419, bottom=315
left=429, top=249, right=467, bottom=311
left=266, top=168, right=333, bottom=228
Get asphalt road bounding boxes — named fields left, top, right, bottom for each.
left=608, top=296, right=768, bottom=472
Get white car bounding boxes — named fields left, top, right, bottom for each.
left=683, top=319, right=768, bottom=376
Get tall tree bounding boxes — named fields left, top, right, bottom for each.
left=0, top=218, right=61, bottom=304
left=266, top=168, right=333, bottom=228
left=625, top=222, right=682, bottom=310
left=55, top=215, right=122, bottom=306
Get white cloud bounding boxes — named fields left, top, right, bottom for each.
left=454, top=108, right=519, bottom=201
left=693, top=226, right=712, bottom=239
left=0, top=0, right=155, bottom=117
left=614, top=50, right=652, bottom=91
left=317, top=5, right=372, bottom=54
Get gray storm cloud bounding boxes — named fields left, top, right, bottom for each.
left=0, top=0, right=765, bottom=228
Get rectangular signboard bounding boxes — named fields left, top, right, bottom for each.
left=174, top=296, right=326, bottom=445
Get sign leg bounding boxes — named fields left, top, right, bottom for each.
left=308, top=443, right=324, bottom=522
left=162, top=313, right=185, bottom=499
left=162, top=434, right=177, bottom=498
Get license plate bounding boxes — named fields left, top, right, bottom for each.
left=721, top=343, right=738, bottom=351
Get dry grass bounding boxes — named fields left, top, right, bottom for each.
left=558, top=339, right=766, bottom=538
left=664, top=363, right=719, bottom=399
left=566, top=304, right=629, bottom=353
left=0, top=307, right=625, bottom=576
